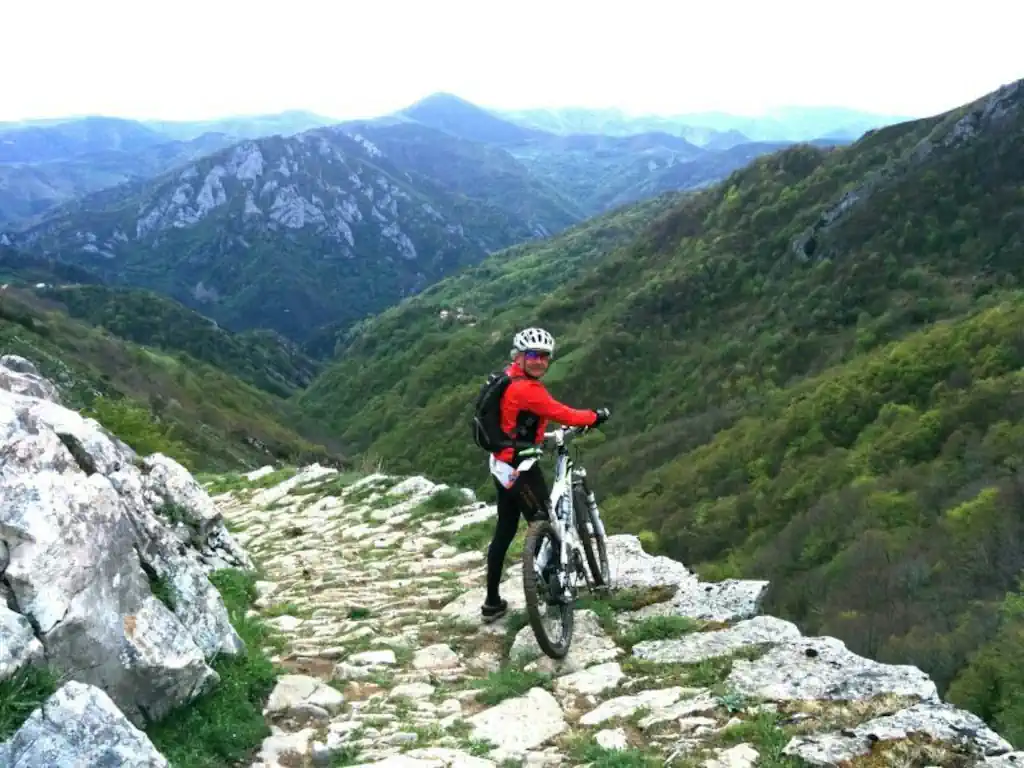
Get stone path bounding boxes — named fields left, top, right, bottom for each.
left=214, top=465, right=1023, bottom=768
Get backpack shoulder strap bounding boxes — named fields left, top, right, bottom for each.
left=498, top=374, right=528, bottom=402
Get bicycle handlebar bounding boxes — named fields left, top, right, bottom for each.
left=543, top=425, right=589, bottom=441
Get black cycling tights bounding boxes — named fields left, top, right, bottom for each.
left=486, top=463, right=549, bottom=604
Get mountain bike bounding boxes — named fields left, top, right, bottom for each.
left=521, top=424, right=612, bottom=659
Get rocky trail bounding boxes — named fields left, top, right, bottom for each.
left=213, top=465, right=1024, bottom=768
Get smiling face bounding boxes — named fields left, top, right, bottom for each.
left=517, top=349, right=551, bottom=378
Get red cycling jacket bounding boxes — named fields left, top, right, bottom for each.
left=493, top=360, right=598, bottom=463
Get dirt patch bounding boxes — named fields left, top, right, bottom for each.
left=278, top=656, right=337, bottom=679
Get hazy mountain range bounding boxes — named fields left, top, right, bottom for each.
left=0, top=91, right=902, bottom=342
left=0, top=94, right=900, bottom=228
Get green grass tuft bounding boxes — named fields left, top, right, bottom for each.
left=0, top=665, right=64, bottom=741
left=145, top=568, right=282, bottom=767
left=470, top=665, right=552, bottom=706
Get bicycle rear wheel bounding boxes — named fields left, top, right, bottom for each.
left=522, top=519, right=574, bottom=659
left=574, top=481, right=611, bottom=587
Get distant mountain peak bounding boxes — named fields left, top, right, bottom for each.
left=0, top=116, right=170, bottom=164
left=404, top=92, right=480, bottom=111
left=396, top=92, right=544, bottom=144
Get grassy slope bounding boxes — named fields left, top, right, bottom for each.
left=35, top=283, right=321, bottom=397
left=1, top=286, right=344, bottom=472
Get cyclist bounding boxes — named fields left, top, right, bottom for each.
left=481, top=326, right=610, bottom=621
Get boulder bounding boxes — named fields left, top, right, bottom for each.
left=0, top=681, right=170, bottom=767
left=0, top=356, right=252, bottom=730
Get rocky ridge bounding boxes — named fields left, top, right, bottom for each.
left=214, top=466, right=1023, bottom=767
left=10, top=133, right=490, bottom=259
left=791, top=78, right=1023, bottom=261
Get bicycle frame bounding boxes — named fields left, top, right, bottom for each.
left=542, top=425, right=587, bottom=592
left=519, top=422, right=612, bottom=658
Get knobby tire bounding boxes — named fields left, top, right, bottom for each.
left=522, top=519, right=574, bottom=659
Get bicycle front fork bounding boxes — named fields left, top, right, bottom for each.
left=584, top=489, right=607, bottom=538
left=539, top=494, right=575, bottom=600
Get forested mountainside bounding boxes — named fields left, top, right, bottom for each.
left=36, top=283, right=321, bottom=397
left=1, top=246, right=319, bottom=397
left=0, top=285, right=340, bottom=471
left=0, top=245, right=103, bottom=285
left=295, top=78, right=1024, bottom=731
left=4, top=131, right=551, bottom=342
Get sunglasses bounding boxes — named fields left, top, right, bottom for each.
left=525, top=350, right=551, bottom=361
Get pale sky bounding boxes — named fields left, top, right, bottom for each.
left=3, top=0, right=1022, bottom=123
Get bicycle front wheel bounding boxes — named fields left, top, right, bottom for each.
left=522, top=519, right=574, bottom=659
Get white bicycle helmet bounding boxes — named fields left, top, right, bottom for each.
left=512, top=327, right=555, bottom=355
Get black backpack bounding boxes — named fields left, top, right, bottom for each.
left=471, top=371, right=530, bottom=452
